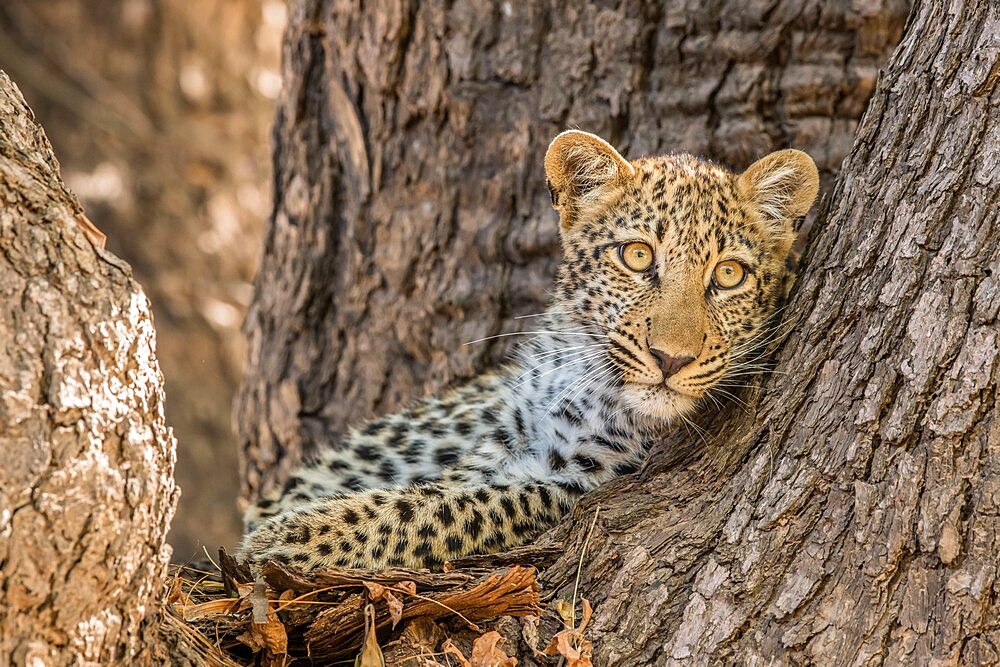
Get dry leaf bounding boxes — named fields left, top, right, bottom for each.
left=364, top=581, right=406, bottom=628
left=550, top=597, right=593, bottom=632
left=442, top=639, right=472, bottom=667
left=395, top=580, right=417, bottom=595
left=385, top=591, right=404, bottom=628
left=385, top=619, right=449, bottom=666
left=356, top=603, right=386, bottom=667
left=275, top=587, right=300, bottom=613
left=233, top=577, right=290, bottom=656
left=164, top=575, right=185, bottom=605
left=542, top=598, right=594, bottom=667
left=544, top=629, right=592, bottom=667
left=237, top=609, right=289, bottom=656
left=553, top=599, right=574, bottom=625
left=74, top=212, right=106, bottom=248
left=577, top=598, right=593, bottom=632
left=470, top=631, right=517, bottom=667
left=254, top=614, right=290, bottom=655
left=363, top=581, right=388, bottom=599
left=401, top=617, right=446, bottom=647
left=176, top=597, right=241, bottom=621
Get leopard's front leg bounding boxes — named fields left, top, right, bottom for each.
left=238, top=482, right=581, bottom=570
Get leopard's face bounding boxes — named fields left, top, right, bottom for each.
left=545, top=132, right=818, bottom=420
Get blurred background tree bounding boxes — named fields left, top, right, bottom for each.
left=0, top=0, right=286, bottom=558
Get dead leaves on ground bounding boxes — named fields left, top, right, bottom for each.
left=168, top=549, right=541, bottom=664
left=168, top=547, right=597, bottom=666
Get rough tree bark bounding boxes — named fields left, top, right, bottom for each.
left=0, top=73, right=178, bottom=664
left=236, top=0, right=1000, bottom=664
left=236, top=0, right=909, bottom=507
left=533, top=1, right=1000, bottom=663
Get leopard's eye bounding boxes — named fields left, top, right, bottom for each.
left=713, top=260, right=746, bottom=289
left=619, top=242, right=654, bottom=272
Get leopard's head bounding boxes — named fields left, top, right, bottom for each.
left=544, top=130, right=818, bottom=420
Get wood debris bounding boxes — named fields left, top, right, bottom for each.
left=166, top=548, right=542, bottom=664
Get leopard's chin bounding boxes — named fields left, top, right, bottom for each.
left=621, top=382, right=700, bottom=421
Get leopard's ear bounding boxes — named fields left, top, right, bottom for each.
left=738, top=149, right=819, bottom=228
left=544, top=130, right=634, bottom=229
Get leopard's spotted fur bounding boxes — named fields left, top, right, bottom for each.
left=239, top=131, right=819, bottom=571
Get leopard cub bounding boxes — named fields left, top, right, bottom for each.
left=239, top=130, right=819, bottom=571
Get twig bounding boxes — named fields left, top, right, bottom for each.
left=571, top=505, right=601, bottom=630
left=202, top=545, right=222, bottom=572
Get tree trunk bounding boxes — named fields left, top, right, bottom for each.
left=235, top=0, right=909, bottom=507
left=533, top=1, right=1000, bottom=662
left=0, top=72, right=178, bottom=665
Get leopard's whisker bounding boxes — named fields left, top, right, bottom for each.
left=719, top=364, right=778, bottom=373
left=463, top=330, right=607, bottom=346
left=721, top=368, right=790, bottom=378
left=729, top=312, right=796, bottom=348
left=513, top=309, right=576, bottom=320
left=701, top=390, right=724, bottom=411
left=513, top=348, right=599, bottom=378
left=728, top=315, right=799, bottom=357
left=522, top=342, right=604, bottom=364
left=512, top=349, right=607, bottom=389
left=678, top=413, right=709, bottom=448
left=543, top=358, right=617, bottom=416
left=551, top=369, right=614, bottom=420
left=561, top=360, right=617, bottom=411
left=599, top=399, right=629, bottom=432
left=707, top=386, right=752, bottom=409
left=713, top=382, right=762, bottom=391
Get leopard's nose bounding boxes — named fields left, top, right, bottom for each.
left=649, top=348, right=695, bottom=378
